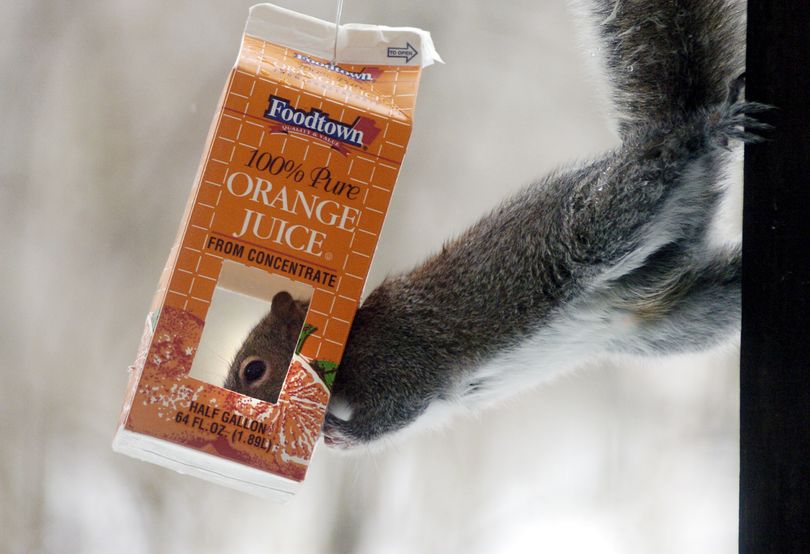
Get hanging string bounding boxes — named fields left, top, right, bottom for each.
left=331, top=0, right=344, bottom=65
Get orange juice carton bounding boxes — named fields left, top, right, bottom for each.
left=113, top=3, right=441, bottom=499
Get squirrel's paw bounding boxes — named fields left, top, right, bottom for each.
left=321, top=378, right=438, bottom=450
left=712, top=99, right=774, bottom=146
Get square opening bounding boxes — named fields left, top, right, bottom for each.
left=189, top=260, right=313, bottom=403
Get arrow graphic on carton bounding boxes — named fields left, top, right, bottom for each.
left=386, top=42, right=418, bottom=63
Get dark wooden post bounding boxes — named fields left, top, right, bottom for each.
left=740, top=2, right=810, bottom=552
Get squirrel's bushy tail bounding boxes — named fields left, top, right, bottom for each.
left=570, top=0, right=746, bottom=135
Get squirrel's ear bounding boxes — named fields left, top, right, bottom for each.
left=270, top=291, right=295, bottom=317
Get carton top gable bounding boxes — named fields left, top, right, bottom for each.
left=245, top=3, right=443, bottom=69
left=238, top=4, right=442, bottom=122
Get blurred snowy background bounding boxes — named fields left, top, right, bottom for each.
left=1, top=0, right=740, bottom=552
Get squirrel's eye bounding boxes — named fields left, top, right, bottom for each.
left=242, top=359, right=267, bottom=383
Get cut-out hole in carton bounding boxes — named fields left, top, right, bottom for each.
left=190, top=260, right=313, bottom=404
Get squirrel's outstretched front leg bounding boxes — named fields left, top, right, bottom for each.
left=323, top=100, right=764, bottom=448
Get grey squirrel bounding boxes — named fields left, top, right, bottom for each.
left=223, top=291, right=307, bottom=404
left=226, top=0, right=767, bottom=449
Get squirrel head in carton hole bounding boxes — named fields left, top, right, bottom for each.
left=223, top=291, right=308, bottom=404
